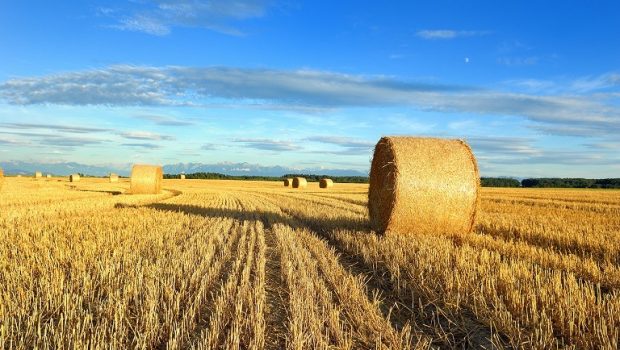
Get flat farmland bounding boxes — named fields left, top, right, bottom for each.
left=1, top=178, right=619, bottom=349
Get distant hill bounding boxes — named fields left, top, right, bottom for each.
left=0, top=161, right=126, bottom=177
left=0, top=161, right=367, bottom=177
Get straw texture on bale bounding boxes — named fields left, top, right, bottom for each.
left=180, top=174, right=186, bottom=180
left=292, top=177, right=307, bottom=188
left=0, top=168, right=4, bottom=191
left=283, top=178, right=293, bottom=187
left=319, top=178, right=334, bottom=188
left=130, top=165, right=162, bottom=194
left=35, top=171, right=42, bottom=179
left=69, top=174, right=80, bottom=182
left=109, top=173, right=119, bottom=183
left=368, top=136, right=479, bottom=236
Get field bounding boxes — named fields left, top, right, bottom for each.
left=1, top=177, right=620, bottom=349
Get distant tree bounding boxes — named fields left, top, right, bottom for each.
left=481, top=177, right=520, bottom=187
left=521, top=178, right=620, bottom=188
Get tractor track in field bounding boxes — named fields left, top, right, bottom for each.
left=249, top=191, right=509, bottom=350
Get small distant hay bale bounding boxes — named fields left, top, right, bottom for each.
left=46, top=174, right=52, bottom=179
left=109, top=173, right=119, bottom=183
left=292, top=177, right=307, bottom=189
left=17, top=174, right=22, bottom=178
left=35, top=171, right=42, bottom=179
left=0, top=168, right=4, bottom=191
left=283, top=178, right=293, bottom=187
left=69, top=174, right=80, bottom=182
left=319, top=178, right=334, bottom=188
left=130, top=164, right=162, bottom=194
left=180, top=174, right=186, bottom=180
left=368, top=136, right=479, bottom=236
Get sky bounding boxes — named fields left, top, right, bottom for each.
left=0, top=0, right=619, bottom=177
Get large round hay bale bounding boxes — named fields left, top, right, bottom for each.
left=368, top=136, right=479, bottom=235
left=0, top=168, right=4, bottom=191
left=69, top=174, right=80, bottom=182
left=319, top=178, right=334, bottom=188
left=130, top=164, right=162, bottom=194
left=109, top=173, right=119, bottom=183
left=292, top=177, right=307, bottom=189
left=283, top=178, right=293, bottom=187
left=35, top=171, right=42, bottom=179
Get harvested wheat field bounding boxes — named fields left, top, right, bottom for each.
left=1, top=177, right=620, bottom=349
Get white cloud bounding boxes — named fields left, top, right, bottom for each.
left=416, top=29, right=489, bottom=40
left=105, top=0, right=271, bottom=36
left=233, top=138, right=300, bottom=151
left=0, top=65, right=618, bottom=140
left=305, top=136, right=374, bottom=155
left=119, top=131, right=175, bottom=141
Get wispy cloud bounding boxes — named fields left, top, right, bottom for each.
left=467, top=136, right=541, bottom=157
left=416, top=29, right=489, bottom=40
left=201, top=143, right=220, bottom=150
left=0, top=130, right=107, bottom=147
left=583, top=142, right=620, bottom=150
left=1, top=65, right=618, bottom=140
left=133, top=114, right=195, bottom=126
left=233, top=138, right=300, bottom=151
left=121, top=142, right=161, bottom=149
left=119, top=131, right=175, bottom=141
left=305, top=135, right=374, bottom=155
left=305, top=136, right=374, bottom=148
left=103, top=0, right=271, bottom=36
left=489, top=151, right=616, bottom=166
left=0, top=122, right=112, bottom=133
left=505, top=72, right=620, bottom=95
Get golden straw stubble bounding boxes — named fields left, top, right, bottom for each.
left=292, top=177, right=307, bottom=188
left=130, top=164, right=163, bottom=194
left=368, top=136, right=479, bottom=235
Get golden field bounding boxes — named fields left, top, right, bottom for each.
left=1, top=177, right=619, bottom=349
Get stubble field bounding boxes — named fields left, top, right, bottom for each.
left=1, top=177, right=619, bottom=349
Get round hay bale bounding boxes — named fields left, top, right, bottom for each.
left=46, top=174, right=52, bottom=179
left=283, top=178, right=293, bottom=187
left=368, top=136, right=479, bottom=235
left=0, top=168, right=4, bottom=191
left=180, top=174, right=186, bottom=180
left=292, top=177, right=307, bottom=189
left=35, top=171, right=42, bottom=179
left=319, top=178, right=334, bottom=188
left=130, top=164, right=162, bottom=194
left=109, top=173, right=119, bottom=183
left=69, top=174, right=80, bottom=182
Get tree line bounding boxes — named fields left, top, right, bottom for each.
left=163, top=172, right=368, bottom=183
left=164, top=173, right=620, bottom=189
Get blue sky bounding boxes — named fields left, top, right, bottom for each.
left=0, top=0, right=619, bottom=177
